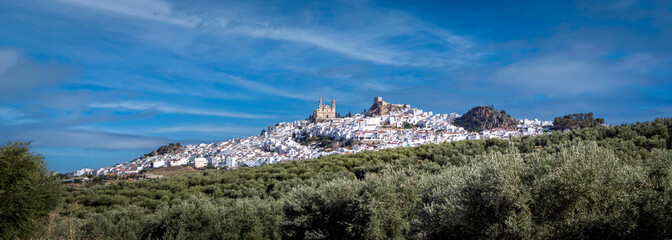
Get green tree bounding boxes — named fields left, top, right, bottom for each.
left=0, top=141, right=62, bottom=239
left=553, top=112, right=605, bottom=130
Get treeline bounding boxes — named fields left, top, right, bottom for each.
left=4, top=118, right=672, bottom=239
left=553, top=112, right=605, bottom=130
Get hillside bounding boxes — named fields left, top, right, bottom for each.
left=454, top=105, right=518, bottom=132
left=31, top=118, right=672, bottom=239
left=366, top=97, right=410, bottom=117
left=75, top=99, right=553, bottom=177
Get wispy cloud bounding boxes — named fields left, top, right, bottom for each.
left=153, top=124, right=259, bottom=134
left=40, top=128, right=168, bottom=150
left=89, top=101, right=275, bottom=119
left=220, top=73, right=313, bottom=100
left=0, top=47, right=73, bottom=97
left=2, top=126, right=168, bottom=150
left=484, top=41, right=666, bottom=97
left=0, top=107, right=39, bottom=125
left=50, top=0, right=481, bottom=67
left=54, top=0, right=197, bottom=27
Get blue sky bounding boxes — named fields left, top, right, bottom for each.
left=0, top=0, right=671, bottom=172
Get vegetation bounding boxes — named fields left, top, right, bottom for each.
left=454, top=105, right=518, bottom=132
left=143, top=166, right=197, bottom=178
left=553, top=112, right=605, bottom=130
left=6, top=118, right=672, bottom=239
left=0, top=141, right=63, bottom=239
left=296, top=133, right=356, bottom=149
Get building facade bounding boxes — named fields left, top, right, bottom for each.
left=310, top=98, right=336, bottom=122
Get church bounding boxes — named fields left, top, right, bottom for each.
left=310, top=98, right=336, bottom=122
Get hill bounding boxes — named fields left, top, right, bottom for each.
left=144, top=142, right=185, bottom=157
left=28, top=118, right=672, bottom=239
left=453, top=105, right=518, bottom=132
left=366, top=97, right=410, bottom=117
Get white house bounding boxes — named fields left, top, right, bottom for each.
left=193, top=157, right=207, bottom=168
left=74, top=168, right=93, bottom=177
left=152, top=160, right=167, bottom=168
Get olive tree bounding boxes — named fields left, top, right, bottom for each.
left=0, top=141, right=62, bottom=239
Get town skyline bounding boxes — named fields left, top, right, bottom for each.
left=70, top=96, right=553, bottom=177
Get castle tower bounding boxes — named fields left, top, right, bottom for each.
left=374, top=96, right=383, bottom=103
left=319, top=97, right=323, bottom=107
left=331, top=98, right=335, bottom=109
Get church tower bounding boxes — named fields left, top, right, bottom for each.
left=310, top=97, right=337, bottom=122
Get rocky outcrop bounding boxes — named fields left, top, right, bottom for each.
left=453, top=106, right=518, bottom=132
left=145, top=143, right=185, bottom=157
left=366, top=97, right=410, bottom=117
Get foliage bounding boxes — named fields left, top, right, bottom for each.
left=297, top=134, right=358, bottom=149
left=141, top=195, right=281, bottom=240
left=553, top=112, right=605, bottom=130
left=30, top=118, right=672, bottom=239
left=0, top=141, right=63, bottom=239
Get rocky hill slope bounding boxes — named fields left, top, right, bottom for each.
left=145, top=143, right=185, bottom=157
left=453, top=106, right=518, bottom=132
left=366, top=97, right=410, bottom=117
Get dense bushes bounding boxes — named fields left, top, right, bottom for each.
left=37, top=118, right=672, bottom=239
left=141, top=196, right=281, bottom=240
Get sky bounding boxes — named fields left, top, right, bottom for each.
left=1, top=0, right=671, bottom=172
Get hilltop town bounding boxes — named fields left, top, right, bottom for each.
left=72, top=97, right=552, bottom=176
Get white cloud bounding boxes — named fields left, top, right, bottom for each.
left=486, top=45, right=663, bottom=96
left=220, top=73, right=314, bottom=100
left=0, top=48, right=24, bottom=73
left=152, top=124, right=259, bottom=134
left=0, top=107, right=39, bottom=125
left=89, top=101, right=275, bottom=119
left=0, top=47, right=72, bottom=96
left=34, top=128, right=167, bottom=150
left=54, top=0, right=197, bottom=27
left=50, top=0, right=481, bottom=67
left=0, top=126, right=168, bottom=150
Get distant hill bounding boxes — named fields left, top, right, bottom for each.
left=453, top=106, right=518, bottom=132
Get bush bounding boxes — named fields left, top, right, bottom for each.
left=141, top=194, right=281, bottom=240
left=282, top=178, right=368, bottom=239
